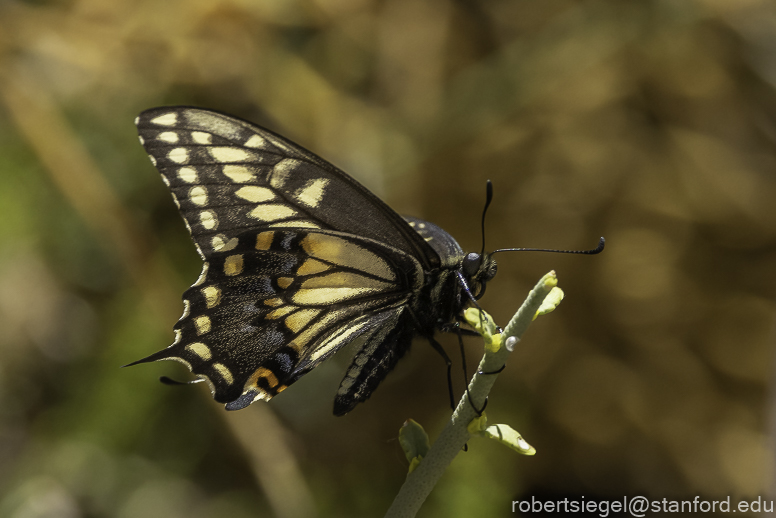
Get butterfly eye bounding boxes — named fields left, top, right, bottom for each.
left=462, top=252, right=482, bottom=277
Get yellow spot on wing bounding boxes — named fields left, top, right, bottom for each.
left=284, top=309, right=320, bottom=333
left=248, top=204, right=297, bottom=222
left=189, top=186, right=208, bottom=206
left=212, top=363, right=234, bottom=385
left=186, top=342, right=212, bottom=360
left=202, top=286, right=221, bottom=308
left=181, top=299, right=191, bottom=318
left=293, top=287, right=372, bottom=305
left=300, top=271, right=392, bottom=291
left=151, top=113, right=177, bottom=126
left=222, top=165, right=255, bottom=183
left=269, top=160, right=295, bottom=189
left=191, top=131, right=212, bottom=144
left=224, top=255, right=244, bottom=276
left=297, top=259, right=329, bottom=276
left=157, top=131, right=179, bottom=143
left=264, top=297, right=283, bottom=306
left=212, top=235, right=238, bottom=252
left=267, top=306, right=296, bottom=319
left=178, top=167, right=198, bottom=183
left=255, top=231, right=274, bottom=250
left=291, top=309, right=347, bottom=349
left=168, top=148, right=189, bottom=164
left=301, top=234, right=396, bottom=281
left=236, top=186, right=275, bottom=203
left=244, top=135, right=267, bottom=148
left=295, top=178, right=329, bottom=208
left=200, top=210, right=218, bottom=230
left=277, top=277, right=293, bottom=289
left=210, top=147, right=252, bottom=162
left=194, top=316, right=212, bottom=335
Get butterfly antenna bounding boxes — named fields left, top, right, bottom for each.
left=492, top=236, right=606, bottom=256
left=480, top=180, right=494, bottom=257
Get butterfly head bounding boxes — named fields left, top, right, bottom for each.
left=461, top=251, right=498, bottom=300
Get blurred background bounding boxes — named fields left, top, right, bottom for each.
left=1, top=0, right=775, bottom=516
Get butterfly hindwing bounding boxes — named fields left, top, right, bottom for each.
left=131, top=222, right=427, bottom=408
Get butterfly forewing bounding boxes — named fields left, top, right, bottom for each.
left=135, top=108, right=438, bottom=267
left=132, top=107, right=446, bottom=413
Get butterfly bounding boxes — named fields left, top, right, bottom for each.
left=128, top=107, right=498, bottom=416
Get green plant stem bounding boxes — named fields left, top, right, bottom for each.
left=384, top=271, right=558, bottom=518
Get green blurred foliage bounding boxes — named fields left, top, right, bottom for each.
left=1, top=0, right=776, bottom=516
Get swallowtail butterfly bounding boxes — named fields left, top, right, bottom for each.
left=129, top=107, right=499, bottom=416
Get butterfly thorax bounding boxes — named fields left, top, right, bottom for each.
left=404, top=216, right=498, bottom=327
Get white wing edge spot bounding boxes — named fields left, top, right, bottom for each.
left=193, top=262, right=209, bottom=286
left=181, top=299, right=191, bottom=319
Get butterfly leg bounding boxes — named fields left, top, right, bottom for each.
left=448, top=316, right=506, bottom=376
left=478, top=364, right=506, bottom=375
left=425, top=335, right=456, bottom=411
left=452, top=324, right=488, bottom=416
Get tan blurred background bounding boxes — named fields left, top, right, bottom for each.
left=1, top=0, right=776, bottom=516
